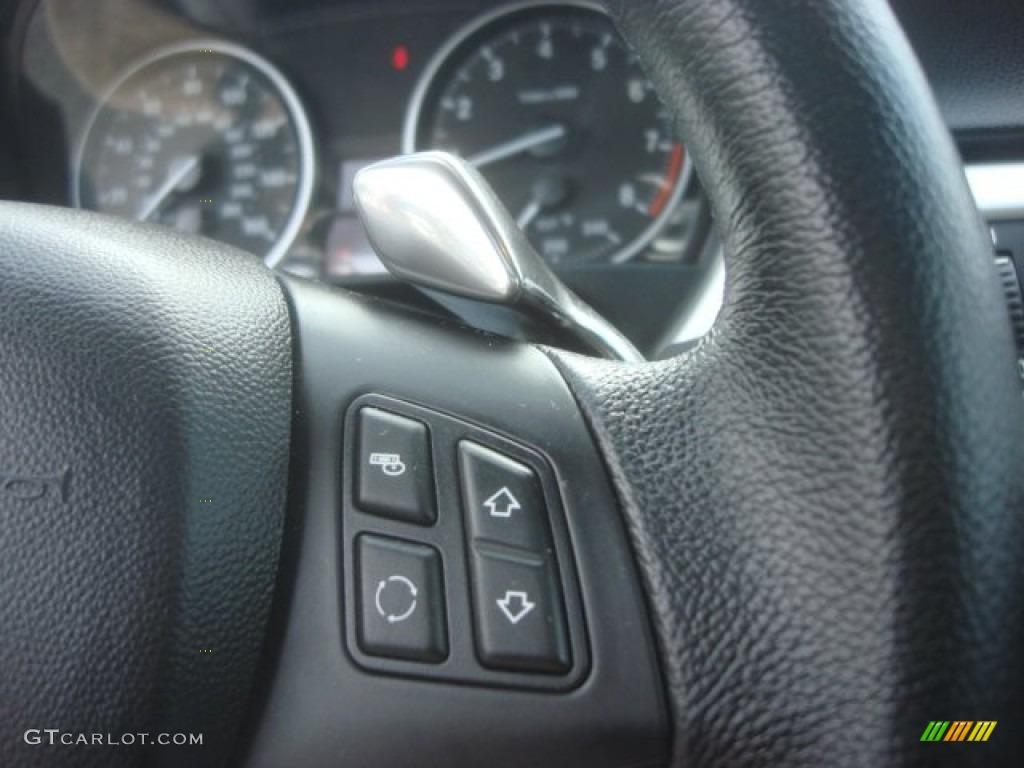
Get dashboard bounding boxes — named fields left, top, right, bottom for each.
left=7, top=0, right=1024, bottom=357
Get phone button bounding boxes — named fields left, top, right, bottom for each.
left=356, top=407, right=436, bottom=525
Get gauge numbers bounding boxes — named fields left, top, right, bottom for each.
left=75, top=40, right=314, bottom=266
left=405, top=2, right=691, bottom=265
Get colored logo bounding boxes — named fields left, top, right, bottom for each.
left=920, top=721, right=996, bottom=742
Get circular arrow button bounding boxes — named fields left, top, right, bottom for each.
left=374, top=574, right=419, bottom=623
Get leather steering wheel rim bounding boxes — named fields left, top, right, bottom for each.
left=548, top=0, right=1024, bottom=764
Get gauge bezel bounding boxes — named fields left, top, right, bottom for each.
left=72, top=39, right=316, bottom=268
left=403, top=0, right=692, bottom=265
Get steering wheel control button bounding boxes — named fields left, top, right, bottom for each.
left=459, top=441, right=552, bottom=553
left=470, top=551, right=570, bottom=674
left=356, top=535, right=448, bottom=663
left=343, top=395, right=589, bottom=688
left=356, top=408, right=436, bottom=525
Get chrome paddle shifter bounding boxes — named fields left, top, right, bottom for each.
left=353, top=151, right=643, bottom=363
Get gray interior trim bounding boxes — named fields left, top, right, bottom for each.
left=965, top=162, right=1024, bottom=220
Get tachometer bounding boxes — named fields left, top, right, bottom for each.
left=404, top=1, right=691, bottom=265
left=74, top=40, right=314, bottom=266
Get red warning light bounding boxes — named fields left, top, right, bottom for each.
left=391, top=45, right=409, bottom=72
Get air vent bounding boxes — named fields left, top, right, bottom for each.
left=995, top=254, right=1024, bottom=384
left=990, top=221, right=1024, bottom=385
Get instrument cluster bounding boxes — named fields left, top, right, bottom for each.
left=18, top=0, right=710, bottom=289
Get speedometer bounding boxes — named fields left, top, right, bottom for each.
left=74, top=40, right=314, bottom=266
left=404, top=1, right=691, bottom=265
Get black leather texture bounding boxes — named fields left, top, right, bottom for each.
left=549, top=1, right=1024, bottom=766
left=0, top=204, right=291, bottom=767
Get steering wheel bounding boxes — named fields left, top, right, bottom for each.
left=2, top=0, right=1022, bottom=766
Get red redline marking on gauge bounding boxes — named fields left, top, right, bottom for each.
left=648, top=143, right=684, bottom=218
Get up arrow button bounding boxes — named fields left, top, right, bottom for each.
left=484, top=487, right=521, bottom=518
left=458, top=441, right=552, bottom=553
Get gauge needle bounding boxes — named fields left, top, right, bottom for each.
left=516, top=177, right=568, bottom=229
left=516, top=199, right=542, bottom=229
left=136, top=155, right=201, bottom=221
left=467, top=124, right=567, bottom=169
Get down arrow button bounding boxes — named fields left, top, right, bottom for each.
left=497, top=590, right=535, bottom=624
left=470, top=551, right=570, bottom=674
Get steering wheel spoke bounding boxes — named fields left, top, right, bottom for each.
left=241, top=276, right=667, bottom=767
